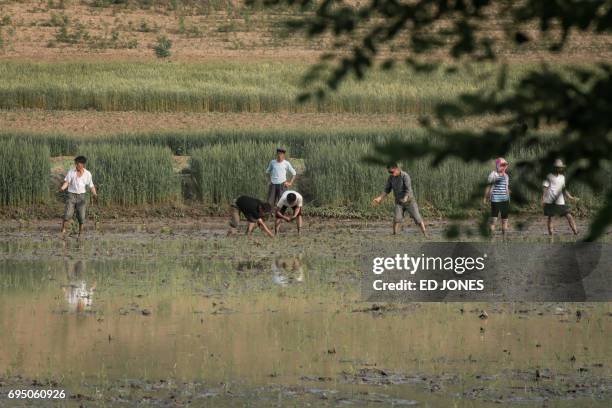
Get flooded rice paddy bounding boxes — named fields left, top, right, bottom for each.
left=1, top=218, right=611, bottom=407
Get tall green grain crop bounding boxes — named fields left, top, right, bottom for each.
left=0, top=138, right=49, bottom=205
left=80, top=144, right=179, bottom=206
left=190, top=142, right=278, bottom=204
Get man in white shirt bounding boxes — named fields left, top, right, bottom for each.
left=275, top=190, right=303, bottom=235
left=59, top=156, right=97, bottom=237
left=542, top=159, right=578, bottom=235
left=266, top=148, right=296, bottom=206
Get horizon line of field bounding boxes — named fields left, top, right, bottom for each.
left=0, top=134, right=606, bottom=216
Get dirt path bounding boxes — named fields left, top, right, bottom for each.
left=0, top=110, right=418, bottom=135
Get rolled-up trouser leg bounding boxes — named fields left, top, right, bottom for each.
left=405, top=201, right=423, bottom=225
left=393, top=204, right=404, bottom=223
left=63, top=193, right=76, bottom=221
left=75, top=194, right=87, bottom=225
left=394, top=202, right=423, bottom=225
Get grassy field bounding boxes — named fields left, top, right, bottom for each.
left=0, top=1, right=609, bottom=218
left=0, top=128, right=397, bottom=156
left=2, top=134, right=606, bottom=217
left=0, top=61, right=521, bottom=114
left=0, top=138, right=49, bottom=206
left=81, top=143, right=180, bottom=206
left=190, top=142, right=276, bottom=204
left=0, top=59, right=606, bottom=216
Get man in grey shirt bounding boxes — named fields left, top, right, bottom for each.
left=372, top=163, right=427, bottom=237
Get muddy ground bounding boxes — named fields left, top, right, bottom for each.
left=0, top=215, right=603, bottom=241
left=1, top=217, right=610, bottom=407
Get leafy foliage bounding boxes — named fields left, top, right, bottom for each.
left=252, top=0, right=612, bottom=240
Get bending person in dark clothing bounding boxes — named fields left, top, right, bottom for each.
left=229, top=196, right=274, bottom=238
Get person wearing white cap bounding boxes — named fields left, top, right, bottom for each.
left=484, top=157, right=510, bottom=237
left=542, top=159, right=579, bottom=235
left=266, top=147, right=296, bottom=206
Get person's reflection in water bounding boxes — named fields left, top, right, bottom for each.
left=271, top=256, right=304, bottom=287
left=61, top=260, right=96, bottom=313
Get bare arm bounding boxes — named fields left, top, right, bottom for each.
left=374, top=176, right=393, bottom=205
left=284, top=162, right=297, bottom=187
left=565, top=190, right=578, bottom=201
left=542, top=187, right=548, bottom=204
left=257, top=219, right=274, bottom=238
left=90, top=185, right=97, bottom=197
left=291, top=206, right=302, bottom=220
left=60, top=181, right=69, bottom=191
left=276, top=207, right=291, bottom=222
left=265, top=161, right=273, bottom=183
left=285, top=174, right=296, bottom=187
left=372, top=192, right=387, bottom=205
left=483, top=185, right=491, bottom=204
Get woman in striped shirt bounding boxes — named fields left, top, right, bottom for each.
left=483, top=158, right=510, bottom=237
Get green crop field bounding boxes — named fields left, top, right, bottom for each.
left=0, top=138, right=49, bottom=206
left=80, top=143, right=180, bottom=206
left=190, top=142, right=277, bottom=204
left=0, top=58, right=606, bottom=216
left=0, top=128, right=395, bottom=156
left=0, top=133, right=605, bottom=214
left=0, top=61, right=532, bottom=114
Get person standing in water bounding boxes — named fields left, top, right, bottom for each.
left=372, top=163, right=427, bottom=237
left=60, top=156, right=97, bottom=238
left=542, top=159, right=579, bottom=236
left=265, top=148, right=296, bottom=206
left=484, top=158, right=510, bottom=237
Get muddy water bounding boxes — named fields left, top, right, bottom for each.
left=1, top=224, right=611, bottom=406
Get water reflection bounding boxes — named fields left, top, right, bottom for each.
left=1, top=250, right=611, bottom=407
left=271, top=256, right=304, bottom=287
left=61, top=260, right=95, bottom=313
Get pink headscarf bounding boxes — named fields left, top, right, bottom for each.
left=495, top=158, right=508, bottom=173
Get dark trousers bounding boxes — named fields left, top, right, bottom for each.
left=267, top=183, right=285, bottom=206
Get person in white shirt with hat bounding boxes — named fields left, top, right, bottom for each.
left=542, top=159, right=579, bottom=236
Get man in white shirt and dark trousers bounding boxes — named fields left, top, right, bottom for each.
left=275, top=190, right=303, bottom=235
left=266, top=148, right=296, bottom=206
left=60, top=156, right=97, bottom=237
left=542, top=159, right=579, bottom=236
